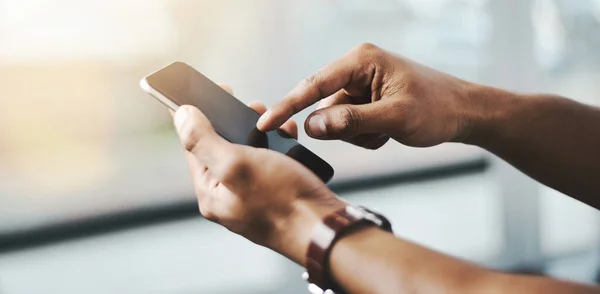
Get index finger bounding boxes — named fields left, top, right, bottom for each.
left=257, top=50, right=362, bottom=131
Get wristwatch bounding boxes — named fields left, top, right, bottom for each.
left=303, top=205, right=393, bottom=294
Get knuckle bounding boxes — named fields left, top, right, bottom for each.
left=353, top=42, right=380, bottom=63
left=333, top=106, right=361, bottom=136
left=288, top=101, right=299, bottom=118
left=181, top=125, right=201, bottom=153
left=197, top=166, right=212, bottom=187
left=302, top=71, right=325, bottom=99
left=355, top=42, right=378, bottom=53
left=304, top=71, right=320, bottom=85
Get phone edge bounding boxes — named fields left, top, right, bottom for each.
left=140, top=77, right=179, bottom=111
left=140, top=63, right=334, bottom=183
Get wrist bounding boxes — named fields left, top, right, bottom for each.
left=461, top=83, right=522, bottom=148
left=267, top=192, right=347, bottom=266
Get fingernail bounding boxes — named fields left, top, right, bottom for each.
left=174, top=107, right=189, bottom=132
left=257, top=109, right=270, bottom=127
left=308, top=114, right=326, bottom=137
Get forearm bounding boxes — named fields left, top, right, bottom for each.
left=484, top=272, right=600, bottom=294
left=329, top=227, right=486, bottom=293
left=272, top=199, right=489, bottom=293
left=465, top=85, right=600, bottom=208
left=272, top=197, right=599, bottom=293
left=328, top=227, right=599, bottom=294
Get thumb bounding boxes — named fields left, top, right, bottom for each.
left=174, top=105, right=232, bottom=174
left=305, top=102, right=386, bottom=139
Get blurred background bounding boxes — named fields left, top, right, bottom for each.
left=0, top=0, right=599, bottom=293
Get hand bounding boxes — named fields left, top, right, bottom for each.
left=172, top=84, right=346, bottom=265
left=257, top=43, right=476, bottom=149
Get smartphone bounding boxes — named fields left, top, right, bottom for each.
left=140, top=62, right=334, bottom=183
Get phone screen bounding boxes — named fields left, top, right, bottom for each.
left=143, top=62, right=334, bottom=183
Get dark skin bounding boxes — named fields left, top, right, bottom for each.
left=258, top=43, right=600, bottom=210
left=173, top=43, right=600, bottom=293
left=467, top=89, right=600, bottom=208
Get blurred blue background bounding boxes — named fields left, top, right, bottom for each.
left=0, top=0, right=599, bottom=293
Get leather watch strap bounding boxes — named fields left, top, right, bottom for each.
left=305, top=205, right=392, bottom=293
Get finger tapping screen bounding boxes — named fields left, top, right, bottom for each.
left=144, top=62, right=334, bottom=183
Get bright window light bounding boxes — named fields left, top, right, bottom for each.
left=532, top=0, right=566, bottom=69
left=0, top=0, right=177, bottom=62
left=594, top=0, right=600, bottom=23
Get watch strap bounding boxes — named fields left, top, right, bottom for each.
left=305, top=205, right=392, bottom=293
